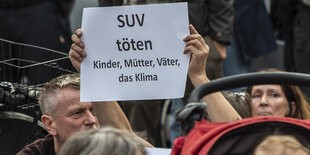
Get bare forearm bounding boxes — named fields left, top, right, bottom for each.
left=92, top=101, right=154, bottom=147
left=92, top=101, right=133, bottom=132
left=136, top=135, right=154, bottom=148
left=202, top=93, right=241, bottom=122
left=213, top=41, right=227, bottom=60
left=191, top=75, right=241, bottom=122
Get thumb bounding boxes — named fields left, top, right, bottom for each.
left=76, top=29, right=83, bottom=37
left=189, top=24, right=199, bottom=34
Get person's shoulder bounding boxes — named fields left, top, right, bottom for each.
left=16, top=134, right=55, bottom=155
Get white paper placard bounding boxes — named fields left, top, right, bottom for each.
left=80, top=3, right=189, bottom=101
left=146, top=148, right=171, bottom=155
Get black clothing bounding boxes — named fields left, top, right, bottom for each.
left=187, top=0, right=233, bottom=45
left=16, top=134, right=55, bottom=155
left=293, top=2, right=310, bottom=97
left=271, top=0, right=310, bottom=97
left=0, top=0, right=74, bottom=85
left=294, top=2, right=310, bottom=75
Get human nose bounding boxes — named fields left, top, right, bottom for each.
left=85, top=111, right=96, bottom=125
left=259, top=94, right=269, bottom=106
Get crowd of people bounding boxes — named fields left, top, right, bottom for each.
left=1, top=0, right=310, bottom=154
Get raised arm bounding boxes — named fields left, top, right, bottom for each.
left=92, top=101, right=153, bottom=147
left=69, top=30, right=153, bottom=147
left=184, top=25, right=241, bottom=122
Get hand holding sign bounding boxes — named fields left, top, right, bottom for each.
left=69, top=29, right=86, bottom=72
left=183, top=25, right=210, bottom=87
left=80, top=3, right=192, bottom=101
left=69, top=25, right=210, bottom=101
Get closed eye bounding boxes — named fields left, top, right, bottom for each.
left=270, top=93, right=280, bottom=98
left=89, top=107, right=96, bottom=116
left=71, top=109, right=84, bottom=118
left=74, top=110, right=83, bottom=115
left=252, top=93, right=261, bottom=98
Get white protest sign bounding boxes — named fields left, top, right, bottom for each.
left=81, top=3, right=189, bottom=101
left=146, top=148, right=171, bottom=155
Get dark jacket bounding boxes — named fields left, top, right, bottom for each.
left=187, top=0, right=234, bottom=45
left=234, top=0, right=277, bottom=61
left=16, top=134, right=55, bottom=155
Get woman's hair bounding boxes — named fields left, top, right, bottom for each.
left=59, top=127, right=147, bottom=155
left=254, top=135, right=310, bottom=155
left=246, top=68, right=310, bottom=119
left=222, top=91, right=251, bottom=118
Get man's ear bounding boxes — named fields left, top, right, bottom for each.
left=41, top=115, right=57, bottom=136
left=291, top=102, right=296, bottom=116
